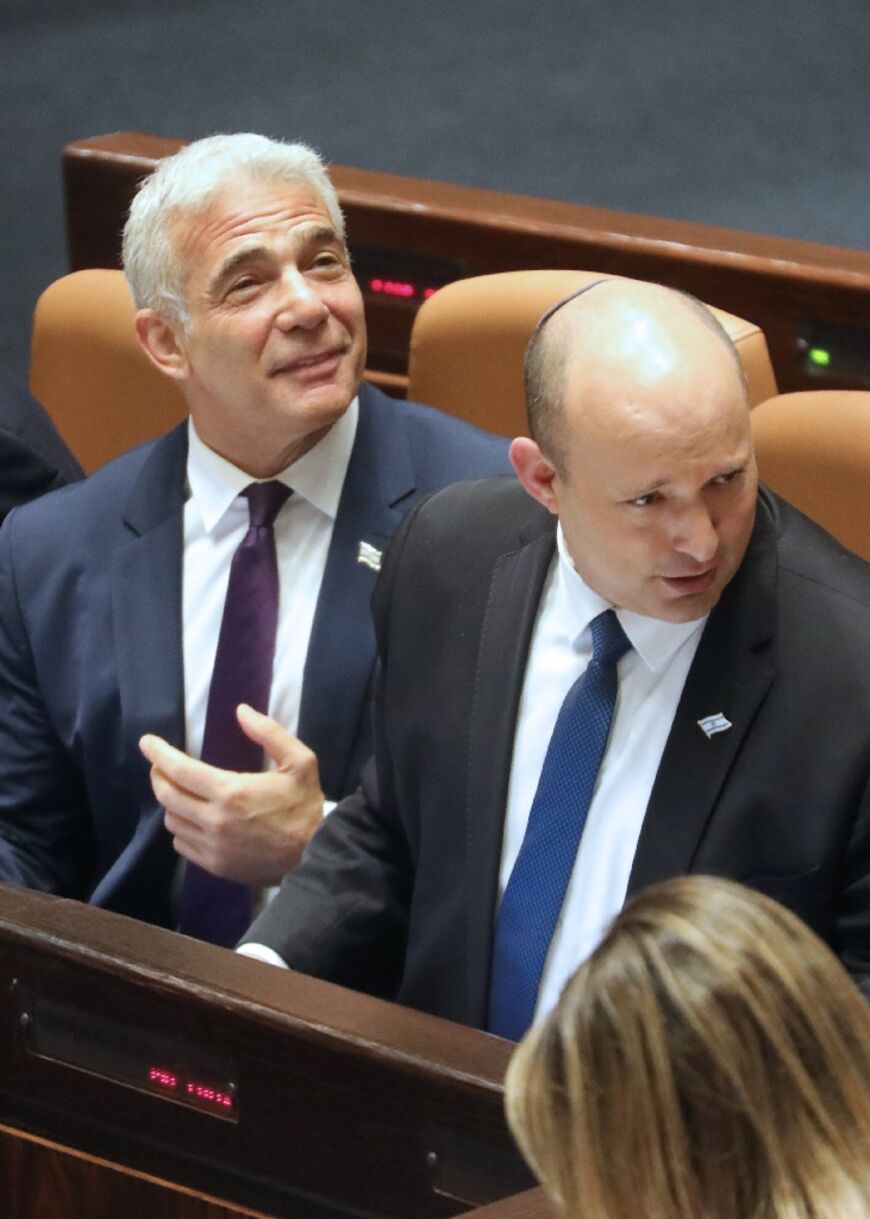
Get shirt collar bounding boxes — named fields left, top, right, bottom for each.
left=555, top=523, right=707, bottom=672
left=186, top=396, right=359, bottom=533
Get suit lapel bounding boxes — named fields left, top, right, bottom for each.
left=628, top=495, right=778, bottom=893
left=464, top=521, right=557, bottom=1026
left=100, top=425, right=187, bottom=921
left=299, top=385, right=417, bottom=799
left=113, top=425, right=188, bottom=752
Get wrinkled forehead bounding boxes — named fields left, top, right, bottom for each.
left=169, top=182, right=342, bottom=302
left=172, top=176, right=335, bottom=250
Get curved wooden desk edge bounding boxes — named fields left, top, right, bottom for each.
left=0, top=882, right=511, bottom=1085
left=459, top=1187, right=552, bottom=1218
left=66, top=132, right=870, bottom=281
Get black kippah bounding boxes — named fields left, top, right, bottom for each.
left=533, top=277, right=614, bottom=334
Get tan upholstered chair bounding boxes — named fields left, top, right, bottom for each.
left=751, top=390, right=870, bottom=562
left=32, top=266, right=778, bottom=475
left=407, top=270, right=778, bottom=437
left=30, top=269, right=186, bottom=475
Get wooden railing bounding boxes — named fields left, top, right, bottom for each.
left=62, top=131, right=870, bottom=398
left=0, top=884, right=539, bottom=1218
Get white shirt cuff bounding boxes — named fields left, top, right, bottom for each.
left=236, top=942, right=290, bottom=969
left=237, top=798, right=335, bottom=968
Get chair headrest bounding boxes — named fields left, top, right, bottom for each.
left=30, top=269, right=187, bottom=474
left=408, top=270, right=778, bottom=437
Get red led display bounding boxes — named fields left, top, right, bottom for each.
left=186, top=1081, right=234, bottom=1109
left=149, top=1067, right=178, bottom=1089
left=148, top=1065, right=235, bottom=1114
left=368, top=278, right=439, bottom=303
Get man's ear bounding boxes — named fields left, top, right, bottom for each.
left=509, top=436, right=560, bottom=514
left=134, top=309, right=190, bottom=382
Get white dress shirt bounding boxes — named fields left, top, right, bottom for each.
left=501, top=524, right=706, bottom=1023
left=242, top=517, right=708, bottom=986
left=182, top=399, right=358, bottom=761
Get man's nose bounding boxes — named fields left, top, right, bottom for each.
left=672, top=502, right=718, bottom=564
left=274, top=272, right=329, bottom=331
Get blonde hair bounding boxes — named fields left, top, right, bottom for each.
left=505, top=876, right=870, bottom=1219
left=122, top=132, right=344, bottom=328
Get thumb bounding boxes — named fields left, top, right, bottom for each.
left=236, top=703, right=306, bottom=769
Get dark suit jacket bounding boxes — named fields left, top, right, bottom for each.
left=0, top=384, right=510, bottom=926
left=0, top=365, right=82, bottom=526
left=245, top=476, right=870, bottom=1021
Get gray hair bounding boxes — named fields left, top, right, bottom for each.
left=122, top=133, right=345, bottom=328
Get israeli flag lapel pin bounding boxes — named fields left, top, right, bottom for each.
left=357, top=541, right=383, bottom=572
left=697, top=712, right=732, bottom=740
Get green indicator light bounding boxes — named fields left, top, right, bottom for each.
left=808, top=347, right=831, bottom=368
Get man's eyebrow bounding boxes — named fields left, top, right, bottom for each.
left=707, top=461, right=748, bottom=483
left=207, top=245, right=270, bottom=296
left=207, top=225, right=345, bottom=297
left=624, top=477, right=668, bottom=500
left=301, top=223, right=343, bottom=246
left=624, top=457, right=750, bottom=501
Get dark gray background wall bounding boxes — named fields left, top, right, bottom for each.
left=2, top=0, right=868, bottom=379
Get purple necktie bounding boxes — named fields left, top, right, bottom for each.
left=178, top=481, right=291, bottom=946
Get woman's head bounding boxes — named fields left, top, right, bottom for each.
left=505, top=876, right=870, bottom=1219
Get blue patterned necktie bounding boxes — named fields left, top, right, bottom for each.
left=487, top=608, right=632, bottom=1040
left=178, top=481, right=291, bottom=946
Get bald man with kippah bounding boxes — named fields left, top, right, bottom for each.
left=243, top=279, right=870, bottom=1028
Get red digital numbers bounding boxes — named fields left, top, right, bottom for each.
left=369, top=277, right=414, bottom=299
left=186, top=1081, right=234, bottom=1109
left=148, top=1066, right=234, bottom=1113
left=149, top=1067, right=178, bottom=1089
left=368, top=278, right=439, bottom=302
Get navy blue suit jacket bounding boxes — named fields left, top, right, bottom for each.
left=0, top=365, right=82, bottom=526
left=0, top=383, right=510, bottom=926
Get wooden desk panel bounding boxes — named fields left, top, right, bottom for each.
left=62, top=132, right=870, bottom=397
left=0, top=885, right=532, bottom=1219
left=459, top=1188, right=552, bottom=1219
left=0, top=1125, right=275, bottom=1219
left=1, top=1127, right=552, bottom=1219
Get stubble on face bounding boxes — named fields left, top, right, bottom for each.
left=547, top=284, right=758, bottom=622
left=164, top=180, right=367, bottom=477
